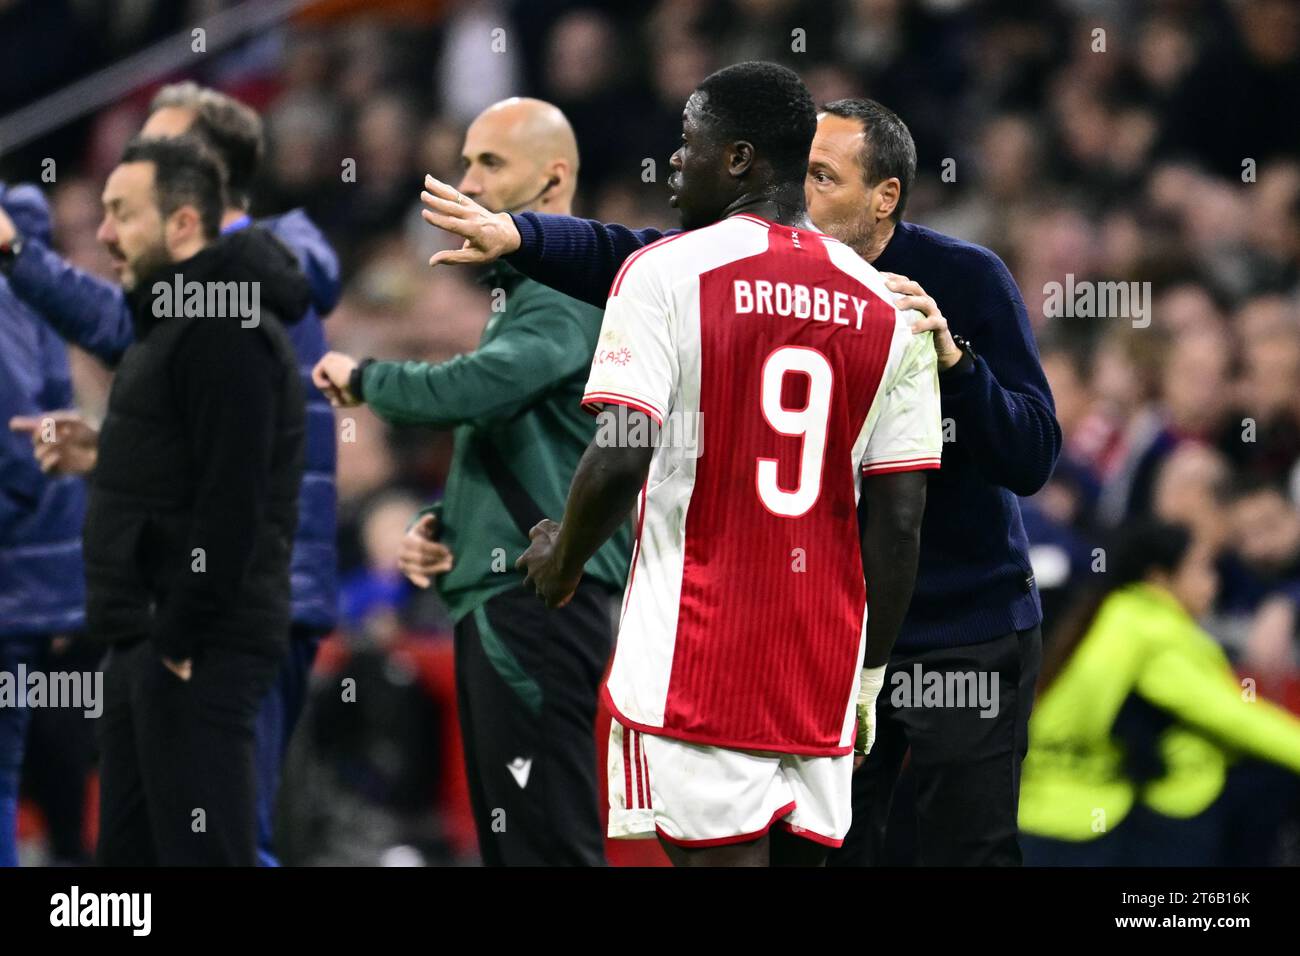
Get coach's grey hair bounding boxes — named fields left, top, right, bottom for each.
left=149, top=82, right=264, bottom=210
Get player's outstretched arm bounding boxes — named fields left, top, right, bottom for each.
left=858, top=470, right=927, bottom=668
left=0, top=196, right=135, bottom=366
left=517, top=420, right=654, bottom=608
left=418, top=173, right=673, bottom=308
left=420, top=175, right=522, bottom=266
left=507, top=212, right=672, bottom=308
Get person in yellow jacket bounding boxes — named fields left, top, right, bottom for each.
left=1019, top=520, right=1300, bottom=865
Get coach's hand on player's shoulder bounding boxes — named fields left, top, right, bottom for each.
left=311, top=351, right=362, bottom=407
left=517, top=518, right=580, bottom=609
left=881, top=272, right=964, bottom=371
left=9, top=410, right=99, bottom=475
left=399, top=514, right=454, bottom=589
left=420, top=174, right=521, bottom=267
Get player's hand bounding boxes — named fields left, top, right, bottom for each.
left=9, top=411, right=99, bottom=475
left=881, top=272, right=963, bottom=371
left=420, top=174, right=521, bottom=267
left=161, top=657, right=193, bottom=682
left=854, top=665, right=888, bottom=768
left=399, top=514, right=455, bottom=588
left=312, top=351, right=362, bottom=407
left=0, top=204, right=16, bottom=246
left=516, top=518, right=581, bottom=609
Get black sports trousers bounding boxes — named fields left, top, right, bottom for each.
left=96, top=638, right=280, bottom=866
left=454, top=580, right=617, bottom=866
left=828, top=625, right=1042, bottom=866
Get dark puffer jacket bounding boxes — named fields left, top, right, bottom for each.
left=0, top=182, right=85, bottom=638
left=83, top=227, right=308, bottom=660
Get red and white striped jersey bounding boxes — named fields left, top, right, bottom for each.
left=583, top=213, right=942, bottom=755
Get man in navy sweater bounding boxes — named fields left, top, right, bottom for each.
left=0, top=84, right=340, bottom=866
left=420, top=97, right=1060, bottom=865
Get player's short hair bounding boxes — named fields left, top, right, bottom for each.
left=694, top=61, right=817, bottom=182
left=150, top=82, right=264, bottom=210
left=120, top=135, right=224, bottom=240
left=821, top=98, right=917, bottom=223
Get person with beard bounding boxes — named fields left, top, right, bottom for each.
left=80, top=136, right=307, bottom=865
left=312, top=98, right=629, bottom=866
left=418, top=94, right=1060, bottom=867
left=0, top=83, right=341, bottom=867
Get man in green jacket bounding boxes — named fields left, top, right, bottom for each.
left=313, top=98, right=630, bottom=865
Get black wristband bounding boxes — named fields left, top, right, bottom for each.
left=941, top=347, right=975, bottom=378
left=348, top=358, right=376, bottom=402
left=940, top=334, right=976, bottom=378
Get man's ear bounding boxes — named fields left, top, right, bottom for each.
left=873, top=177, right=902, bottom=222
left=729, top=141, right=755, bottom=178
left=166, top=204, right=202, bottom=247
left=545, top=158, right=571, bottom=195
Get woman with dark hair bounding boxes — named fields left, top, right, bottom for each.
left=1019, top=520, right=1300, bottom=865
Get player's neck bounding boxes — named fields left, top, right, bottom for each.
left=721, top=186, right=814, bottom=231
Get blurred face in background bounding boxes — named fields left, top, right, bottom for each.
left=977, top=115, right=1040, bottom=199
left=1230, top=488, right=1300, bottom=574
left=1160, top=538, right=1219, bottom=618
left=1090, top=340, right=1142, bottom=416
left=1241, top=334, right=1300, bottom=425
left=545, top=10, right=616, bottom=101
left=1040, top=350, right=1091, bottom=435
left=1162, top=330, right=1232, bottom=435
left=96, top=161, right=171, bottom=290
left=1153, top=444, right=1230, bottom=552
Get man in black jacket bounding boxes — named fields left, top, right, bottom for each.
left=86, top=136, right=308, bottom=866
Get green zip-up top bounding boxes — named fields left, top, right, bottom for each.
left=1019, top=582, right=1300, bottom=841
left=359, top=262, right=631, bottom=622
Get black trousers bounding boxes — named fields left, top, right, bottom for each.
left=96, top=638, right=280, bottom=866
left=829, top=626, right=1042, bottom=867
left=454, top=581, right=616, bottom=866
left=22, top=633, right=101, bottom=864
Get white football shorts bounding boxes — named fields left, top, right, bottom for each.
left=607, top=718, right=853, bottom=848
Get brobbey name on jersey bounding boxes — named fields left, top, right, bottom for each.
left=732, top=279, right=873, bottom=331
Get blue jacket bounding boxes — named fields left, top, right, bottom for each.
left=508, top=212, right=1062, bottom=650
left=6, top=207, right=340, bottom=633
left=0, top=184, right=85, bottom=638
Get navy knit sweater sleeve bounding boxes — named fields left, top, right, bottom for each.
left=929, top=246, right=1061, bottom=496
left=509, top=212, right=675, bottom=307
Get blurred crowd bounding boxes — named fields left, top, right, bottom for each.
left=3, top=0, right=1300, bottom=861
